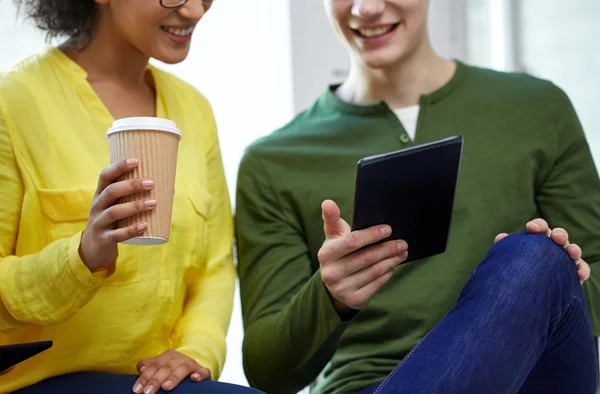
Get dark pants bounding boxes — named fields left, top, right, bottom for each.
left=359, top=233, right=598, bottom=394
left=13, top=372, right=264, bottom=393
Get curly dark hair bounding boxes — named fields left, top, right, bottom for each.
left=14, top=0, right=96, bottom=40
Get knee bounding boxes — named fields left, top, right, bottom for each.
left=486, top=233, right=576, bottom=288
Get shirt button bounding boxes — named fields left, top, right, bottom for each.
left=399, top=134, right=410, bottom=143
left=88, top=279, right=97, bottom=286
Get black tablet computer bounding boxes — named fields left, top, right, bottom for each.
left=0, top=341, right=53, bottom=371
left=351, top=135, right=463, bottom=263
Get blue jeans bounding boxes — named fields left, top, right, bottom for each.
left=359, top=233, right=598, bottom=394
left=12, top=372, right=264, bottom=393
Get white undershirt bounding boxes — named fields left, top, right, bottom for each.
left=393, top=105, right=420, bottom=141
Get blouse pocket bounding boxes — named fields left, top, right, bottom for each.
left=37, top=188, right=93, bottom=242
left=37, top=188, right=141, bottom=286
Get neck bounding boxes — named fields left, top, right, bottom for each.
left=60, top=14, right=150, bottom=86
left=338, top=39, right=456, bottom=108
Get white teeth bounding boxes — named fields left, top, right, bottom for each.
left=163, top=26, right=194, bottom=37
left=357, top=25, right=394, bottom=38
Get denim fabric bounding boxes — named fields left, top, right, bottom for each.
left=359, top=233, right=597, bottom=394
left=12, top=372, right=264, bottom=394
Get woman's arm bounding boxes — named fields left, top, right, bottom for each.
left=0, top=109, right=104, bottom=333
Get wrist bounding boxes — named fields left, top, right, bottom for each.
left=78, top=244, right=97, bottom=273
left=78, top=231, right=101, bottom=273
left=330, top=295, right=359, bottom=321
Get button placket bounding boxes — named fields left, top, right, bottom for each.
left=399, top=134, right=411, bottom=144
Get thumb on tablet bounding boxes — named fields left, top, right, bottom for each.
left=322, top=200, right=350, bottom=240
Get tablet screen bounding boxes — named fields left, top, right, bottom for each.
left=351, top=136, right=463, bottom=263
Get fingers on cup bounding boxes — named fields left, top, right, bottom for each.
left=106, top=222, right=148, bottom=244
left=95, top=200, right=157, bottom=229
left=95, top=178, right=154, bottom=213
left=96, top=158, right=139, bottom=193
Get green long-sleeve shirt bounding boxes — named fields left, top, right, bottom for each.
left=235, top=62, right=600, bottom=394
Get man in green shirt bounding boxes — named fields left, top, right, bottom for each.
left=235, top=0, right=600, bottom=393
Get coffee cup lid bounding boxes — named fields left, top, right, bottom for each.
left=107, top=117, right=182, bottom=139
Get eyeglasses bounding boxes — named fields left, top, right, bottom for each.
left=160, top=0, right=213, bottom=8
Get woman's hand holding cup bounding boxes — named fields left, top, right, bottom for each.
left=79, top=159, right=157, bottom=272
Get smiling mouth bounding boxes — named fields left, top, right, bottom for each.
left=352, top=23, right=400, bottom=38
left=161, top=25, right=195, bottom=37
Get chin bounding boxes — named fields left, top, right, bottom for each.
left=153, top=48, right=191, bottom=65
left=359, top=50, right=409, bottom=70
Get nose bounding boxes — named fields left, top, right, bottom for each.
left=351, top=0, right=385, bottom=18
left=177, top=0, right=208, bottom=22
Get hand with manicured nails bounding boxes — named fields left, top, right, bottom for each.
left=495, top=218, right=590, bottom=285
left=79, top=159, right=157, bottom=272
left=318, top=200, right=409, bottom=315
left=133, top=350, right=210, bottom=394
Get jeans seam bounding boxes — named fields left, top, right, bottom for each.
left=543, top=297, right=584, bottom=358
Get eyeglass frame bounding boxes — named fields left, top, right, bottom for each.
left=160, top=0, right=213, bottom=9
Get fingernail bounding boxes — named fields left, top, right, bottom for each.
left=163, top=380, right=173, bottom=389
left=397, top=240, right=408, bottom=252
left=145, top=199, right=157, bottom=207
left=559, top=230, right=568, bottom=239
left=192, top=373, right=201, bottom=380
left=143, top=386, right=154, bottom=394
left=528, top=221, right=538, bottom=230
left=126, top=158, right=139, bottom=166
left=381, top=226, right=392, bottom=236
left=138, top=223, right=148, bottom=232
left=397, top=251, right=408, bottom=263
left=142, top=180, right=154, bottom=188
left=133, top=384, right=143, bottom=393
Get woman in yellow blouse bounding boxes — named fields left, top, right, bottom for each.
left=0, top=0, right=259, bottom=393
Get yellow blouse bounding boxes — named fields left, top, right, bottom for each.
left=0, top=47, right=235, bottom=392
